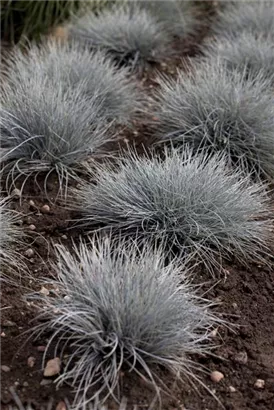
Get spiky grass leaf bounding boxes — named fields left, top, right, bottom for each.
left=33, top=238, right=217, bottom=407
left=68, top=5, right=173, bottom=71
left=202, top=32, right=274, bottom=83
left=5, top=40, right=143, bottom=126
left=130, top=0, right=198, bottom=39
left=153, top=62, right=274, bottom=179
left=212, top=1, right=274, bottom=40
left=71, top=149, right=271, bottom=270
left=0, top=69, right=112, bottom=196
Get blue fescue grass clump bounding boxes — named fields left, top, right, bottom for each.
left=130, top=0, right=198, bottom=39
left=71, top=149, right=271, bottom=270
left=33, top=238, right=217, bottom=408
left=0, top=71, right=112, bottom=195
left=212, top=1, right=274, bottom=40
left=0, top=197, right=22, bottom=274
left=68, top=5, right=173, bottom=71
left=153, top=62, right=274, bottom=179
left=202, top=32, right=274, bottom=84
left=6, top=40, right=143, bottom=126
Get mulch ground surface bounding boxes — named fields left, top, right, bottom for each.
left=1, top=2, right=274, bottom=409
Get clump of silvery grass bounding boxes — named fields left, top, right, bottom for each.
left=68, top=5, right=173, bottom=71
left=212, top=1, right=274, bottom=40
left=8, top=387, right=129, bottom=410
left=71, top=149, right=271, bottom=270
left=33, top=238, right=217, bottom=408
left=0, top=73, right=112, bottom=196
left=5, top=40, right=143, bottom=126
left=202, top=32, right=274, bottom=84
left=130, top=0, right=198, bottom=39
left=153, top=62, right=274, bottom=179
left=0, top=197, right=22, bottom=276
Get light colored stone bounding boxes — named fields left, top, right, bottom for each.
left=28, top=224, right=36, bottom=231
left=40, top=286, right=50, bottom=296
left=211, top=328, right=218, bottom=338
left=1, top=365, right=10, bottom=372
left=29, top=200, right=35, bottom=207
left=25, top=248, right=34, bottom=258
left=43, top=357, right=61, bottom=377
left=41, top=204, right=50, bottom=214
left=56, top=401, right=67, bottom=410
left=229, top=386, right=236, bottom=393
left=254, top=379, right=265, bottom=389
left=40, top=378, right=52, bottom=386
left=37, top=345, right=46, bottom=352
left=27, top=356, right=36, bottom=368
left=210, top=370, right=224, bottom=383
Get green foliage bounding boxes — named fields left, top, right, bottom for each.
left=1, top=0, right=106, bottom=44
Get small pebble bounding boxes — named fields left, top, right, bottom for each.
left=25, top=248, right=34, bottom=258
left=1, top=332, right=6, bottom=337
left=1, top=365, right=10, bottom=372
left=254, top=379, right=265, bottom=389
left=41, top=204, right=50, bottom=214
left=229, top=386, right=236, bottom=393
left=210, top=328, right=218, bottom=338
left=234, top=351, right=248, bottom=365
left=40, top=379, right=53, bottom=386
left=210, top=370, right=224, bottom=383
left=23, top=381, right=29, bottom=387
left=28, top=224, right=36, bottom=231
left=56, top=401, right=67, bottom=410
left=43, top=357, right=61, bottom=377
left=37, top=346, right=46, bottom=352
left=40, top=286, right=50, bottom=296
left=27, top=356, right=36, bottom=368
left=61, top=235, right=68, bottom=240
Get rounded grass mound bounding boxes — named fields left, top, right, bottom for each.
left=153, top=63, right=274, bottom=179
left=6, top=41, right=143, bottom=126
left=68, top=5, right=173, bottom=71
left=130, top=0, right=198, bottom=39
left=72, top=149, right=271, bottom=270
left=202, top=32, right=274, bottom=84
left=34, top=239, right=217, bottom=407
left=0, top=75, right=111, bottom=194
left=212, top=1, right=274, bottom=40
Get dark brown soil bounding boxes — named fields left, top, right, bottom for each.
left=1, top=2, right=274, bottom=409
